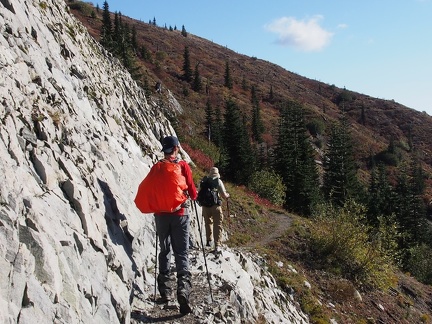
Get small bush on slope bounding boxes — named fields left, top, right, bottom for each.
left=248, top=169, right=286, bottom=206
left=308, top=200, right=397, bottom=290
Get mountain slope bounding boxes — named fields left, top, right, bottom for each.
left=70, top=2, right=432, bottom=203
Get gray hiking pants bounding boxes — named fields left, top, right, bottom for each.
left=154, top=214, right=191, bottom=299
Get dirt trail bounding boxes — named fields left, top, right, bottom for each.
left=247, top=211, right=293, bottom=248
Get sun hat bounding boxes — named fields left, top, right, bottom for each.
left=208, top=167, right=220, bottom=179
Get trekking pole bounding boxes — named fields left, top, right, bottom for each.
left=193, top=200, right=214, bottom=302
left=226, top=198, right=230, bottom=219
left=154, top=231, right=158, bottom=306
left=225, top=198, right=232, bottom=228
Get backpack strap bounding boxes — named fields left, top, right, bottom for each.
left=209, top=177, right=219, bottom=190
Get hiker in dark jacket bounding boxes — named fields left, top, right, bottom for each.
left=154, top=136, right=197, bottom=315
left=199, top=167, right=229, bottom=254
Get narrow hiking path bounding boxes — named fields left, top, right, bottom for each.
left=231, top=210, right=293, bottom=250
left=249, top=211, right=292, bottom=248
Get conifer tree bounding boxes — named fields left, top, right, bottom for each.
left=223, top=99, right=255, bottom=184
left=100, top=1, right=112, bottom=48
left=394, top=158, right=428, bottom=253
left=119, top=22, right=134, bottom=69
left=192, top=64, right=202, bottom=92
left=181, top=25, right=187, bottom=37
left=112, top=12, right=121, bottom=54
left=224, top=61, right=233, bottom=89
left=322, top=116, right=363, bottom=206
left=131, top=25, right=138, bottom=52
left=273, top=101, right=321, bottom=215
left=367, top=163, right=394, bottom=226
left=182, top=46, right=193, bottom=82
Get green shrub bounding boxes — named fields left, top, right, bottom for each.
left=248, top=170, right=286, bottom=206
left=405, top=244, right=432, bottom=285
left=155, top=51, right=167, bottom=62
left=68, top=1, right=94, bottom=16
left=309, top=201, right=396, bottom=290
left=375, top=214, right=403, bottom=266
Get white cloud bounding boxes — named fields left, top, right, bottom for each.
left=265, top=15, right=333, bottom=52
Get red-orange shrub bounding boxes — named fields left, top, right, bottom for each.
left=182, top=143, right=214, bottom=171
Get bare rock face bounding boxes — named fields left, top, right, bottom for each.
left=0, top=1, right=308, bottom=323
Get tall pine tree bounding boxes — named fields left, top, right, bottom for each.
left=182, top=46, right=193, bottom=82
left=222, top=99, right=255, bottom=184
left=322, top=115, right=363, bottom=206
left=273, top=102, right=321, bottom=215
left=192, top=63, right=202, bottom=92
left=100, top=1, right=112, bottom=49
left=367, top=163, right=394, bottom=226
left=224, top=61, right=233, bottom=89
left=394, top=158, right=428, bottom=252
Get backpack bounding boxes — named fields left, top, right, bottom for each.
left=134, top=159, right=188, bottom=213
left=197, top=177, right=220, bottom=207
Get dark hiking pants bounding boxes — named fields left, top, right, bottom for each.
left=155, top=214, right=191, bottom=300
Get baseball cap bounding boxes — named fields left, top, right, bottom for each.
left=161, top=136, right=179, bottom=153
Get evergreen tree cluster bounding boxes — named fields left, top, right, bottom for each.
left=99, top=1, right=187, bottom=88
left=100, top=2, right=138, bottom=71
left=274, top=102, right=321, bottom=215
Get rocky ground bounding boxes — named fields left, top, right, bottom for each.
left=130, top=248, right=258, bottom=324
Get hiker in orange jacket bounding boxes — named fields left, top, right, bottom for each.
left=154, top=136, right=197, bottom=315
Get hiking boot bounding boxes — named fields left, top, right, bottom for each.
left=213, top=246, right=222, bottom=255
left=178, top=294, right=192, bottom=315
left=155, top=291, right=170, bottom=304
left=206, top=240, right=212, bottom=247
left=155, top=294, right=169, bottom=304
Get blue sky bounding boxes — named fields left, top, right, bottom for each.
left=101, top=0, right=432, bottom=115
